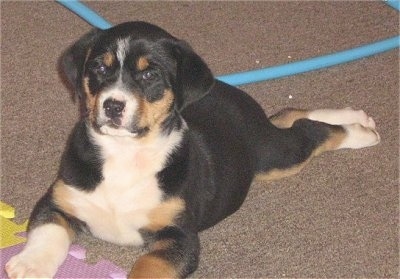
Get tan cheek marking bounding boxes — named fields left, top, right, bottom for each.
left=129, top=254, right=178, bottom=279
left=138, top=89, right=174, bottom=129
left=270, top=108, right=310, bottom=128
left=83, top=76, right=100, bottom=122
left=103, top=52, right=114, bottom=67
left=136, top=56, right=149, bottom=71
left=82, top=48, right=101, bottom=122
left=145, top=197, right=185, bottom=232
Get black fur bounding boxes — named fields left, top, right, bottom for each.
left=60, top=121, right=103, bottom=191
left=25, top=21, right=349, bottom=278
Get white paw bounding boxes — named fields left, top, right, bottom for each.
left=308, top=108, right=377, bottom=128
left=6, top=253, right=56, bottom=279
left=338, top=123, right=381, bottom=149
left=5, top=223, right=72, bottom=279
left=343, top=107, right=376, bottom=129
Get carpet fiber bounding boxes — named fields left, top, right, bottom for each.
left=1, top=1, right=398, bottom=277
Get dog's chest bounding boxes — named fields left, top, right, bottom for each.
left=65, top=135, right=177, bottom=246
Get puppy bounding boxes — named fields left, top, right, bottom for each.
left=6, top=21, right=380, bottom=278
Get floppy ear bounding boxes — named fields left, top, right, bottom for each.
left=173, top=41, right=215, bottom=110
left=59, top=28, right=103, bottom=99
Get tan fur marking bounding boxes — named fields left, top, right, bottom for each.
left=270, top=108, right=310, bottom=128
left=82, top=48, right=100, bottom=123
left=52, top=180, right=76, bottom=217
left=83, top=76, right=99, bottom=123
left=256, top=127, right=347, bottom=181
left=255, top=161, right=308, bottom=181
left=49, top=181, right=77, bottom=241
left=27, top=185, right=76, bottom=243
left=103, top=52, right=114, bottom=67
left=137, top=57, right=150, bottom=71
left=145, top=197, right=185, bottom=232
left=314, top=127, right=347, bottom=155
left=130, top=254, right=178, bottom=278
left=151, top=239, right=175, bottom=251
left=138, top=89, right=174, bottom=129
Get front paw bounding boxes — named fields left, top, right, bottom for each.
left=5, top=223, right=72, bottom=278
left=5, top=253, right=56, bottom=279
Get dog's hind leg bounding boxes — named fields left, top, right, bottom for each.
left=269, top=107, right=377, bottom=129
left=255, top=108, right=380, bottom=181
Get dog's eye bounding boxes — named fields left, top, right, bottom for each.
left=96, top=64, right=107, bottom=75
left=142, top=71, right=154, bottom=81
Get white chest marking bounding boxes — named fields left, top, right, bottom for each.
left=64, top=128, right=183, bottom=246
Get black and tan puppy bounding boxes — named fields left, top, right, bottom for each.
left=6, top=21, right=380, bottom=278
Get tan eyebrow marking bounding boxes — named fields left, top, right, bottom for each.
left=136, top=56, right=150, bottom=71
left=103, top=52, right=114, bottom=67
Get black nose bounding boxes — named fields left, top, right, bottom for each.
left=103, top=99, right=125, bottom=118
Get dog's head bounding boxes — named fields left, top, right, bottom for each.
left=61, top=21, right=214, bottom=138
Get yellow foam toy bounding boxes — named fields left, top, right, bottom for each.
left=0, top=201, right=15, bottom=219
left=0, top=201, right=28, bottom=249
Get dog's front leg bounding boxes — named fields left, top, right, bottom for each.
left=5, top=193, right=75, bottom=278
left=130, top=227, right=200, bottom=279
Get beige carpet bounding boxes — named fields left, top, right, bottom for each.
left=1, top=1, right=398, bottom=277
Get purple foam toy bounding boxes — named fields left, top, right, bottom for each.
left=1, top=243, right=127, bottom=279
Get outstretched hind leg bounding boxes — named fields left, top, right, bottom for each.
left=269, top=108, right=309, bottom=129
left=256, top=107, right=380, bottom=181
left=306, top=107, right=380, bottom=149
left=270, top=107, right=376, bottom=129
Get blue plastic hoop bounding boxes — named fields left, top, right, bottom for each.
left=218, top=36, right=399, bottom=86
left=57, top=0, right=399, bottom=86
left=385, top=0, right=400, bottom=11
left=57, top=0, right=112, bottom=30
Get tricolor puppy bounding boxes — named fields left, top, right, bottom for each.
left=6, top=21, right=380, bottom=278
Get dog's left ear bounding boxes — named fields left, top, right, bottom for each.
left=59, top=28, right=103, bottom=98
left=172, top=40, right=215, bottom=110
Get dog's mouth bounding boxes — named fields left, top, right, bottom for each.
left=105, top=117, right=123, bottom=129
left=100, top=125, right=138, bottom=137
left=90, top=91, right=151, bottom=138
left=92, top=104, right=146, bottom=138
left=96, top=121, right=149, bottom=138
